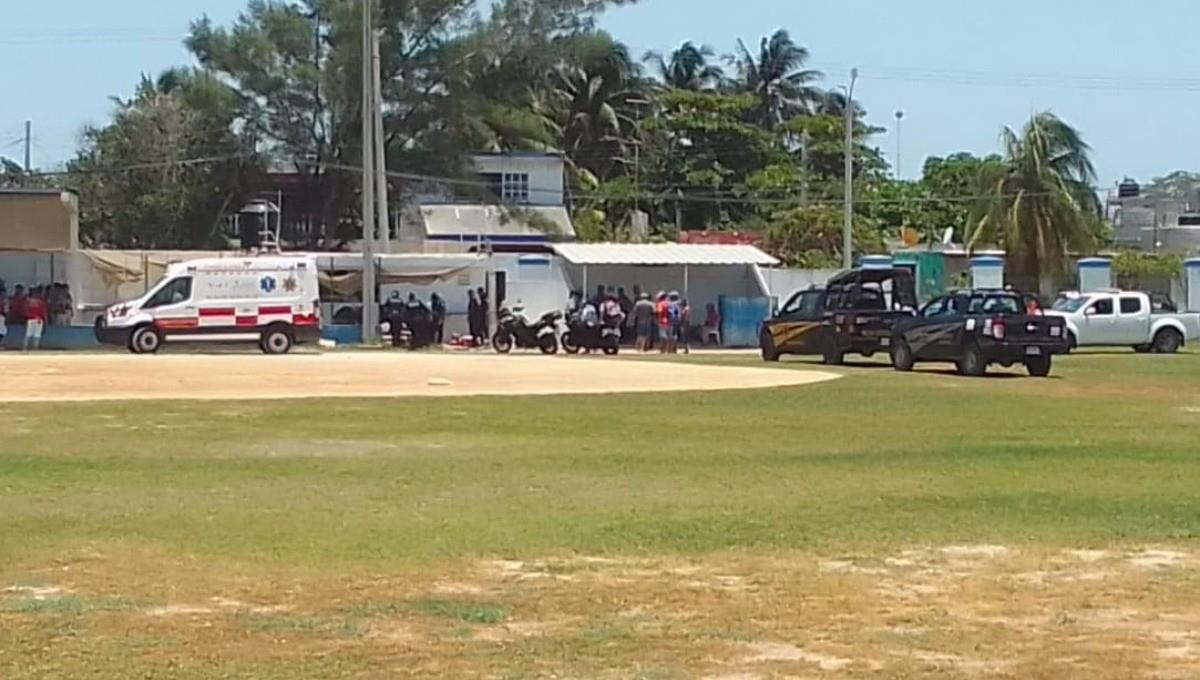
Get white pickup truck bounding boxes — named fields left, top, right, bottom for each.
left=1045, top=290, right=1200, bottom=353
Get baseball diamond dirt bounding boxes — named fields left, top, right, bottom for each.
left=0, top=352, right=840, bottom=402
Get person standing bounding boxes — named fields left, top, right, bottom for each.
left=470, top=290, right=484, bottom=347
left=617, top=287, right=634, bottom=342
left=632, top=292, right=655, bottom=352
left=8, top=285, right=28, bottom=326
left=430, top=293, right=447, bottom=345
left=23, top=287, right=47, bottom=351
left=678, top=298, right=692, bottom=355
left=655, top=292, right=671, bottom=354
left=476, top=287, right=491, bottom=344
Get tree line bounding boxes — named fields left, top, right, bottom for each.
left=0, top=0, right=1146, bottom=289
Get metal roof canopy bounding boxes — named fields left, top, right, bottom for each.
left=551, top=243, right=779, bottom=266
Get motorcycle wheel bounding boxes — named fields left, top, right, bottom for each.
left=492, top=332, right=514, bottom=354
left=602, top=335, right=620, bottom=356
left=538, top=333, right=559, bottom=355
left=561, top=332, right=581, bottom=354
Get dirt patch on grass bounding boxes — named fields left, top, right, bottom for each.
left=4, top=545, right=1200, bottom=678
left=0, top=353, right=839, bottom=402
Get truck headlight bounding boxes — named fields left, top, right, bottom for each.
left=1050, top=326, right=1062, bottom=337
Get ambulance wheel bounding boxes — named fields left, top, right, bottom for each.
left=261, top=326, right=294, bottom=355
left=129, top=326, right=162, bottom=355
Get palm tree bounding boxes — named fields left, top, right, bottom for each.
left=541, top=34, right=644, bottom=185
left=734, top=29, right=824, bottom=128
left=643, top=42, right=724, bottom=91
left=970, top=112, right=1101, bottom=296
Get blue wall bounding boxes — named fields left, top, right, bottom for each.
left=718, top=296, right=772, bottom=348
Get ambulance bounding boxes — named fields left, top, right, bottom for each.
left=95, top=256, right=321, bottom=354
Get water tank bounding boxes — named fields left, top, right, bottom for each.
left=1077, top=257, right=1113, bottom=292
left=1117, top=178, right=1140, bottom=199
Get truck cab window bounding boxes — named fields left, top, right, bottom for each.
left=1089, top=298, right=1114, bottom=316
left=1119, top=297, right=1143, bottom=314
left=143, top=277, right=194, bottom=310
left=921, top=298, right=947, bottom=318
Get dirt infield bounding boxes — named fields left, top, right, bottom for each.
left=0, top=352, right=838, bottom=402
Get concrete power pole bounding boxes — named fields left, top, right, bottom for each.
left=360, top=0, right=378, bottom=344
left=24, top=120, right=32, bottom=174
left=372, top=28, right=391, bottom=253
left=842, top=68, right=859, bottom=270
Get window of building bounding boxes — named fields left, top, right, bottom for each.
left=502, top=173, right=530, bottom=203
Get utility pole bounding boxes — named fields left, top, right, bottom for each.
left=360, top=0, right=378, bottom=344
left=799, top=130, right=811, bottom=207
left=372, top=28, right=390, bottom=253
left=23, top=120, right=32, bottom=174
left=894, top=109, right=904, bottom=179
left=842, top=67, right=859, bottom=270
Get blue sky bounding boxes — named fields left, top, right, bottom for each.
left=4, top=0, right=1199, bottom=189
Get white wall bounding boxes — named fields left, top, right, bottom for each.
left=763, top=268, right=838, bottom=302
left=491, top=254, right=572, bottom=319
left=469, top=154, right=564, bottom=206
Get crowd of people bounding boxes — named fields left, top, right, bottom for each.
left=0, top=281, right=75, bottom=350
left=380, top=291, right=448, bottom=350
left=568, top=285, right=721, bottom=354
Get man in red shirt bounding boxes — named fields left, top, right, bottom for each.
left=23, top=287, right=47, bottom=351
left=8, top=285, right=28, bottom=325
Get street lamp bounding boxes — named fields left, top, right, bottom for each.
left=894, top=109, right=904, bottom=179
left=842, top=67, right=859, bottom=270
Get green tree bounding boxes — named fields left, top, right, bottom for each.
left=68, top=69, right=255, bottom=248
left=970, top=112, right=1100, bottom=296
left=733, top=29, right=824, bottom=128
left=643, top=42, right=724, bottom=91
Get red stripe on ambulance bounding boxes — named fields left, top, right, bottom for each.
left=199, top=308, right=236, bottom=317
left=236, top=316, right=258, bottom=328
left=259, top=306, right=292, bottom=316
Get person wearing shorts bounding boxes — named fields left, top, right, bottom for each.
left=23, top=288, right=47, bottom=351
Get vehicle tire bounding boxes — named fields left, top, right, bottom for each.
left=760, top=329, right=780, bottom=362
left=890, top=338, right=915, bottom=372
left=261, top=326, right=294, bottom=355
left=1065, top=332, right=1078, bottom=354
left=1026, top=354, right=1052, bottom=377
left=957, top=342, right=986, bottom=377
left=538, top=333, right=559, bottom=355
left=602, top=335, right=620, bottom=356
left=1133, top=344, right=1153, bottom=354
left=493, top=332, right=514, bottom=354
left=1152, top=328, right=1183, bottom=354
left=129, top=325, right=162, bottom=355
left=561, top=332, right=581, bottom=355
left=821, top=337, right=845, bottom=366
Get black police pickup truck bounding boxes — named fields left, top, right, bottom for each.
left=761, top=267, right=918, bottom=364
left=889, top=289, right=1069, bottom=377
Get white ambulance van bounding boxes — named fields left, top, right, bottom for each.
left=95, top=256, right=321, bottom=354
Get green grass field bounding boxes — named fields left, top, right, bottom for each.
left=3, top=351, right=1200, bottom=678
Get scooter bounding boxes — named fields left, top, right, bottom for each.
left=493, top=306, right=561, bottom=355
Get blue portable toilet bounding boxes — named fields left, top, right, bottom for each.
left=859, top=254, right=893, bottom=270
left=1077, top=257, right=1113, bottom=292
left=1186, top=258, right=1200, bottom=311
left=970, top=255, right=1005, bottom=289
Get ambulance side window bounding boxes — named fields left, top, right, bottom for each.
left=144, top=277, right=194, bottom=309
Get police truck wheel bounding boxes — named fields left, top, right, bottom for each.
left=1153, top=328, right=1183, bottom=354
left=493, top=332, right=513, bottom=354
left=957, top=342, right=986, bottom=377
left=760, top=329, right=780, bottom=362
left=1026, top=354, right=1052, bottom=377
left=261, top=327, right=293, bottom=355
left=130, top=326, right=162, bottom=355
left=561, top=333, right=581, bottom=355
left=538, top=333, right=559, bottom=355
left=890, top=338, right=915, bottom=372
left=821, top=338, right=845, bottom=366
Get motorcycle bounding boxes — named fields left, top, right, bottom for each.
left=493, top=307, right=561, bottom=355
left=561, top=311, right=620, bottom=356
